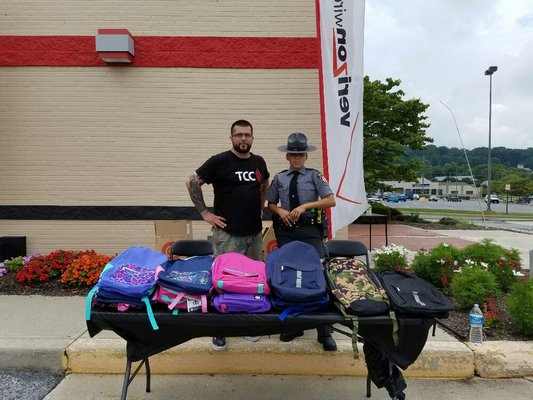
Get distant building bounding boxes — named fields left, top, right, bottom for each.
left=380, top=177, right=479, bottom=198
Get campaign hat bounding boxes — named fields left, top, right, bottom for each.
left=277, top=132, right=317, bottom=153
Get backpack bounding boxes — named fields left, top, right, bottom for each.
left=211, top=293, right=272, bottom=313
left=325, top=256, right=397, bottom=358
left=153, top=255, right=214, bottom=313
left=211, top=252, right=270, bottom=295
left=266, top=241, right=330, bottom=320
left=326, top=257, right=390, bottom=316
left=378, top=270, right=454, bottom=317
left=152, top=286, right=209, bottom=314
left=85, top=246, right=168, bottom=330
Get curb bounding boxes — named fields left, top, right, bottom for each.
left=65, top=336, right=476, bottom=379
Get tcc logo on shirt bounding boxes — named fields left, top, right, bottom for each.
left=234, top=171, right=256, bottom=182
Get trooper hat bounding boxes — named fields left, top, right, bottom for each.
left=277, top=132, right=317, bottom=153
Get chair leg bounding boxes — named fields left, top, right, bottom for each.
left=366, top=373, right=372, bottom=397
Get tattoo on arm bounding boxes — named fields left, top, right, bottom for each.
left=187, top=174, right=208, bottom=214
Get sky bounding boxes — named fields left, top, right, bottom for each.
left=363, top=0, right=533, bottom=150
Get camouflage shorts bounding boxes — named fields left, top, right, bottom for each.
left=212, top=228, right=264, bottom=261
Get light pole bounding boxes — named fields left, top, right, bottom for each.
left=485, top=65, right=497, bottom=211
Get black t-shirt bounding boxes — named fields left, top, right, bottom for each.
left=196, top=150, right=270, bottom=236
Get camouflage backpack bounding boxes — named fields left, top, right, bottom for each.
left=326, top=257, right=397, bottom=357
left=327, top=257, right=390, bottom=316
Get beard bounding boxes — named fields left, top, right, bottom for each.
left=233, top=142, right=251, bottom=154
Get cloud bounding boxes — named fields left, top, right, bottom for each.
left=364, top=0, right=533, bottom=149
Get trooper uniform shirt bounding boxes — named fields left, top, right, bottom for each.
left=267, top=167, right=333, bottom=211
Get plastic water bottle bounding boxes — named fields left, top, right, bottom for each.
left=469, top=304, right=484, bottom=345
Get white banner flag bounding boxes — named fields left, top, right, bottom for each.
left=316, top=0, right=368, bottom=237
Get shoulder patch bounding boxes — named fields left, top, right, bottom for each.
left=317, top=171, right=329, bottom=185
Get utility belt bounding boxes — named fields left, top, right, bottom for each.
left=273, top=209, right=323, bottom=232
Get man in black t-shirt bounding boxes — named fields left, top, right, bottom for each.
left=186, top=119, right=270, bottom=351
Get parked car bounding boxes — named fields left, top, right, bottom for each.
left=428, top=195, right=438, bottom=202
left=367, top=194, right=381, bottom=203
left=412, top=193, right=420, bottom=200
left=387, top=194, right=399, bottom=203
left=517, top=196, right=531, bottom=204
left=398, top=194, right=407, bottom=202
left=447, top=195, right=461, bottom=202
left=484, top=194, right=500, bottom=204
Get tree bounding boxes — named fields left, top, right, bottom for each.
left=363, top=76, right=432, bottom=190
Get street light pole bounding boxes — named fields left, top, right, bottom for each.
left=485, top=65, right=498, bottom=211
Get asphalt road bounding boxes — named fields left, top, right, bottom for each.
left=0, top=370, right=62, bottom=400
left=381, top=198, right=533, bottom=214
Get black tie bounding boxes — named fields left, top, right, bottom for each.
left=289, top=171, right=300, bottom=210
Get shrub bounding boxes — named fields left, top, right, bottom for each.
left=506, top=280, right=533, bottom=337
left=411, top=243, right=462, bottom=289
left=460, top=239, right=521, bottom=292
left=61, top=251, right=111, bottom=286
left=450, top=264, right=501, bottom=309
left=16, top=250, right=79, bottom=283
left=370, top=202, right=390, bottom=216
left=0, top=255, right=31, bottom=272
left=439, top=217, right=458, bottom=225
left=372, top=244, right=410, bottom=271
left=405, top=213, right=430, bottom=224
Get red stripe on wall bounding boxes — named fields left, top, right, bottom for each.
left=0, top=36, right=319, bottom=68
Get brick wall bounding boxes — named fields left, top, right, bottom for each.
left=0, top=0, right=341, bottom=254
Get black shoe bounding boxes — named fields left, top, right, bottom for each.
left=279, top=331, right=304, bottom=342
left=211, top=336, right=227, bottom=351
left=318, top=335, right=337, bottom=351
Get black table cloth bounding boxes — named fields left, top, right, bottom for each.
left=87, top=305, right=433, bottom=370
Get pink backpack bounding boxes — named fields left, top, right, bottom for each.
left=152, top=286, right=209, bottom=314
left=211, top=252, right=270, bottom=295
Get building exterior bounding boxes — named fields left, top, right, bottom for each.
left=380, top=178, right=479, bottom=198
left=1, top=1, right=350, bottom=255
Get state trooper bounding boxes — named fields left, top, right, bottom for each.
left=266, top=132, right=337, bottom=351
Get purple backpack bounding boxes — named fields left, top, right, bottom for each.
left=212, top=293, right=272, bottom=313
left=86, top=246, right=167, bottom=330
left=211, top=252, right=270, bottom=295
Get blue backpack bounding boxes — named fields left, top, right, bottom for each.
left=85, top=246, right=168, bottom=330
left=153, top=256, right=214, bottom=313
left=157, top=256, right=214, bottom=294
left=266, top=241, right=330, bottom=320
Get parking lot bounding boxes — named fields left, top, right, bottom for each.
left=381, top=198, right=533, bottom=214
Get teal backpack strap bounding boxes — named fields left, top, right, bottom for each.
left=85, top=285, right=99, bottom=321
left=142, top=296, right=159, bottom=331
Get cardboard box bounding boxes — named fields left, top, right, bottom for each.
left=154, top=220, right=193, bottom=256
left=262, top=224, right=278, bottom=258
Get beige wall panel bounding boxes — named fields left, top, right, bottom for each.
left=0, top=67, right=323, bottom=207
left=0, top=220, right=347, bottom=255
left=1, top=0, right=316, bottom=36
left=0, top=220, right=154, bottom=255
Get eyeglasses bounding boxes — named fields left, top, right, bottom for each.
left=232, top=133, right=253, bottom=139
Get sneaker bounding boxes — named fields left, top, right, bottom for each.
left=317, top=335, right=337, bottom=352
left=279, top=331, right=304, bottom=342
left=211, top=336, right=227, bottom=351
left=244, top=336, right=260, bottom=342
